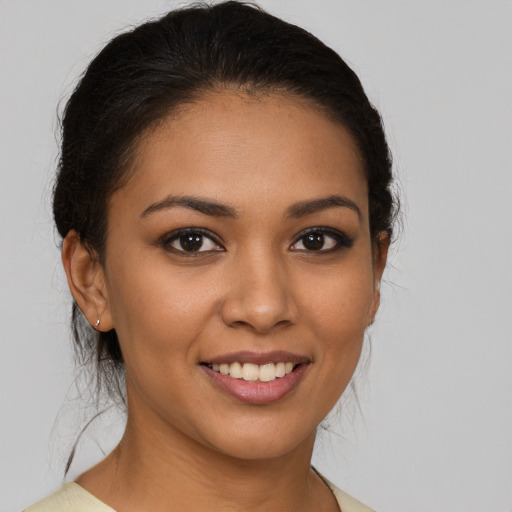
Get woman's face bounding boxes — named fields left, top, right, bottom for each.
left=99, top=91, right=386, bottom=460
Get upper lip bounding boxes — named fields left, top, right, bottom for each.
left=203, top=350, right=310, bottom=366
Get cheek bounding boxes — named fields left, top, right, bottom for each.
left=301, top=258, right=375, bottom=333
left=297, top=256, right=375, bottom=379
left=104, top=254, right=218, bottom=368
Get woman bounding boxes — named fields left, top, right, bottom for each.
left=25, top=2, right=395, bottom=511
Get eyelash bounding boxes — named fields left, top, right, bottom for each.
left=159, top=227, right=353, bottom=255
left=290, top=227, right=354, bottom=253
left=159, top=228, right=224, bottom=255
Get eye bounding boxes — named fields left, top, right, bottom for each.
left=161, top=229, right=224, bottom=254
left=290, top=228, right=353, bottom=252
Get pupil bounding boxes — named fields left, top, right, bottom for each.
left=304, top=233, right=324, bottom=251
left=180, top=234, right=203, bottom=252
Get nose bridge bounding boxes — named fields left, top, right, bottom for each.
left=220, top=244, right=296, bottom=333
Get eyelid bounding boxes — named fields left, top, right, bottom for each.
left=290, top=226, right=354, bottom=252
left=159, top=227, right=225, bottom=254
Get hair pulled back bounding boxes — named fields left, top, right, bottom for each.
left=53, top=1, right=396, bottom=402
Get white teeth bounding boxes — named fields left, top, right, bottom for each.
left=229, top=361, right=243, bottom=379
left=209, top=361, right=297, bottom=382
left=242, top=363, right=259, bottom=381
left=259, top=363, right=276, bottom=382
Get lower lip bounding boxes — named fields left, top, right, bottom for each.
left=201, top=364, right=309, bottom=405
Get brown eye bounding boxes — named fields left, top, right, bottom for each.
left=179, top=233, right=204, bottom=252
left=303, top=233, right=325, bottom=251
left=162, top=229, right=224, bottom=254
left=290, top=228, right=353, bottom=253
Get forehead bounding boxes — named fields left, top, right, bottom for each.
left=115, top=91, right=368, bottom=218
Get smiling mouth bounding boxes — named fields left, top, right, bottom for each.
left=204, top=362, right=296, bottom=382
left=200, top=353, right=310, bottom=404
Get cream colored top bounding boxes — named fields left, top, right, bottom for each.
left=24, top=479, right=375, bottom=512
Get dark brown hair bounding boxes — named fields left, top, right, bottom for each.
left=54, top=1, right=397, bottom=410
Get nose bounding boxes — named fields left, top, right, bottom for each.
left=220, top=249, right=298, bottom=334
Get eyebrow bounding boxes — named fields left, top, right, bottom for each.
left=141, top=195, right=238, bottom=219
left=140, top=193, right=361, bottom=220
left=286, top=195, right=361, bottom=219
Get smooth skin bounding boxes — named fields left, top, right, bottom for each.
left=62, top=91, right=388, bottom=512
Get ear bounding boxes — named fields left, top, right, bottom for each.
left=61, top=230, right=113, bottom=331
left=369, top=231, right=390, bottom=324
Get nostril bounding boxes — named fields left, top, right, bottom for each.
left=219, top=271, right=298, bottom=332
left=225, top=317, right=293, bottom=334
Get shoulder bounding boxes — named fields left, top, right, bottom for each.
left=23, top=483, right=116, bottom=512
left=24, top=478, right=374, bottom=512
left=319, top=474, right=376, bottom=512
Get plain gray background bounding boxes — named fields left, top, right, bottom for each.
left=1, top=1, right=511, bottom=511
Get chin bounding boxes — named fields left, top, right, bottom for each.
left=196, top=417, right=317, bottom=462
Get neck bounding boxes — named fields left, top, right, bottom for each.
left=77, top=408, right=335, bottom=512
